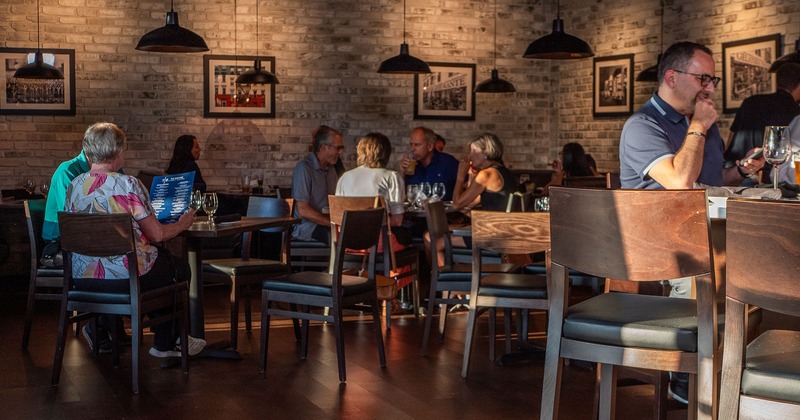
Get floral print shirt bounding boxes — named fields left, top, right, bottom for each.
left=65, top=172, right=158, bottom=279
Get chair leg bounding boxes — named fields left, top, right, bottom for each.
left=412, top=259, right=421, bottom=318
left=290, top=304, right=300, bottom=341
left=22, top=280, right=37, bottom=349
left=505, top=308, right=514, bottom=355
left=653, top=371, right=669, bottom=420
left=461, top=305, right=479, bottom=378
left=598, top=363, right=617, bottom=420
left=384, top=300, right=391, bottom=330
left=438, top=292, right=450, bottom=341
left=180, top=290, right=189, bottom=373
left=372, top=297, right=387, bottom=368
left=130, top=312, right=140, bottom=394
left=259, top=291, right=271, bottom=374
left=300, top=306, right=310, bottom=359
left=51, top=301, right=71, bottom=386
left=488, top=308, right=496, bottom=361
left=420, top=288, right=438, bottom=356
left=333, top=307, right=347, bottom=383
left=230, top=281, right=239, bottom=350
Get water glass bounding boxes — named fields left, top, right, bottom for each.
left=203, top=192, right=219, bottom=226
left=40, top=181, right=49, bottom=198
left=190, top=190, right=204, bottom=212
left=23, top=178, right=36, bottom=195
left=763, top=125, right=791, bottom=190
left=534, top=197, right=550, bottom=212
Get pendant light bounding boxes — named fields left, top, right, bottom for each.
left=377, top=0, right=431, bottom=74
left=475, top=0, right=516, bottom=93
left=136, top=0, right=209, bottom=53
left=523, top=0, right=594, bottom=60
left=14, top=0, right=64, bottom=80
left=636, top=1, right=664, bottom=82
left=235, top=0, right=279, bottom=85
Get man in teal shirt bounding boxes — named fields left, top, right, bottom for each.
left=42, top=151, right=90, bottom=245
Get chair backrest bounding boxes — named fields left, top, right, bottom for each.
left=564, top=175, right=608, bottom=188
left=136, top=168, right=164, bottom=193
left=328, top=195, right=383, bottom=229
left=549, top=187, right=711, bottom=281
left=24, top=199, right=47, bottom=263
left=329, top=208, right=385, bottom=285
left=726, top=198, right=800, bottom=318
left=471, top=210, right=550, bottom=255
left=423, top=199, right=454, bottom=269
left=505, top=191, right=532, bottom=212
left=247, top=196, right=290, bottom=230
left=605, top=172, right=621, bottom=189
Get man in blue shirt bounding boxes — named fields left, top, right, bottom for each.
left=291, top=125, right=343, bottom=245
left=620, top=41, right=763, bottom=190
left=400, top=126, right=459, bottom=200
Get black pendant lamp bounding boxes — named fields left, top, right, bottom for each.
left=235, top=0, right=279, bottom=85
left=14, top=0, right=64, bottom=80
left=523, top=0, right=594, bottom=60
left=377, top=0, right=431, bottom=74
left=636, top=1, right=664, bottom=82
left=475, top=0, right=516, bottom=93
left=136, top=0, right=209, bottom=53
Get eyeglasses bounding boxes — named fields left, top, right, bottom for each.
left=672, top=69, right=721, bottom=88
left=324, top=143, right=345, bottom=151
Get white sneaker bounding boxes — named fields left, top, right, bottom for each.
left=148, top=346, right=181, bottom=358
left=177, top=336, right=206, bottom=357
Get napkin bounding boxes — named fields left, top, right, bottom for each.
left=702, top=185, right=782, bottom=200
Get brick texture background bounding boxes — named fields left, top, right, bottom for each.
left=1, top=0, right=799, bottom=191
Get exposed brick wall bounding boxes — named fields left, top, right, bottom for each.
left=1, top=0, right=799, bottom=190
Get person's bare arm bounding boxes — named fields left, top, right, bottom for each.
left=296, top=201, right=330, bottom=226
left=452, top=167, right=500, bottom=211
left=137, top=209, right=195, bottom=242
left=648, top=99, right=718, bottom=189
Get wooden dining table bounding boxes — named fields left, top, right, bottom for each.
left=179, top=216, right=299, bottom=339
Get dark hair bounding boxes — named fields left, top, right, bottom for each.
left=562, top=142, right=595, bottom=177
left=657, top=41, right=713, bottom=84
left=776, top=63, right=800, bottom=91
left=166, top=134, right=196, bottom=174
left=312, top=125, right=342, bottom=152
left=435, top=133, right=446, bottom=145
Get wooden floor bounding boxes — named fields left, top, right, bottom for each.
left=0, top=281, right=698, bottom=420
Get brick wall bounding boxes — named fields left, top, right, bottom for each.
left=1, top=0, right=799, bottom=190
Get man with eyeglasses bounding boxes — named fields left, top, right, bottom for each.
left=726, top=62, right=800, bottom=184
left=619, top=41, right=766, bottom=405
left=290, top=125, right=344, bottom=245
left=621, top=41, right=763, bottom=191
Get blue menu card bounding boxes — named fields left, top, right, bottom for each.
left=149, top=171, right=195, bottom=223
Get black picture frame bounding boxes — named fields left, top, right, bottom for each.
left=203, top=54, right=276, bottom=118
left=722, top=34, right=781, bottom=114
left=414, top=62, right=476, bottom=121
left=593, top=54, right=634, bottom=118
left=0, top=47, right=76, bottom=116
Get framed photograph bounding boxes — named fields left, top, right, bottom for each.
left=414, top=62, right=476, bottom=120
left=0, top=47, right=75, bottom=116
left=593, top=54, right=634, bottom=118
left=203, top=54, right=276, bottom=118
left=722, top=34, right=781, bottom=114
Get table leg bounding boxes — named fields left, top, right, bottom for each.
left=186, top=237, right=205, bottom=339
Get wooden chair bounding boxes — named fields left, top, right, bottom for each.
left=202, top=196, right=293, bottom=349
left=719, top=198, right=800, bottom=419
left=541, top=187, right=720, bottom=420
left=21, top=199, right=65, bottom=348
left=420, top=199, right=517, bottom=356
left=461, top=210, right=550, bottom=377
left=287, top=198, right=331, bottom=271
left=53, top=212, right=190, bottom=393
left=326, top=195, right=421, bottom=329
left=259, top=207, right=386, bottom=382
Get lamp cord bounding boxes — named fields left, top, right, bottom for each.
left=493, top=0, right=497, bottom=69
left=36, top=0, right=41, bottom=52
left=256, top=0, right=260, bottom=57
left=403, top=0, right=407, bottom=43
left=659, top=0, right=664, bottom=54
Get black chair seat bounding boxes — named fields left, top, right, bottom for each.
left=563, top=293, right=700, bottom=352
left=203, top=259, right=289, bottom=277
left=436, top=263, right=520, bottom=289
left=263, top=271, right=374, bottom=297
left=741, top=329, right=800, bottom=404
left=478, top=273, right=547, bottom=299
left=37, top=267, right=64, bottom=278
left=292, top=240, right=328, bottom=249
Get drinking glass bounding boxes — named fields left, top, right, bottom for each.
left=190, top=190, right=204, bottom=212
left=203, top=192, right=219, bottom=226
left=534, top=197, right=550, bottom=212
left=406, top=184, right=420, bottom=210
left=40, top=181, right=49, bottom=198
left=763, top=125, right=791, bottom=190
left=23, top=178, right=36, bottom=195
left=432, top=182, right=446, bottom=201
left=417, top=182, right=431, bottom=208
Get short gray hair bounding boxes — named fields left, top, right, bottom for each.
left=83, top=122, right=126, bottom=164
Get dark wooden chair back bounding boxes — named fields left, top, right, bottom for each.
left=24, top=200, right=47, bottom=268
left=564, top=176, right=608, bottom=189
left=328, top=195, right=383, bottom=229
left=59, top=213, right=136, bottom=262
left=726, top=199, right=800, bottom=317
left=549, top=187, right=711, bottom=281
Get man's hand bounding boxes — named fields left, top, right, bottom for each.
left=693, top=98, right=718, bottom=132
left=400, top=155, right=413, bottom=173
left=737, top=147, right=765, bottom=177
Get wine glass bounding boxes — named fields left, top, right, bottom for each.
left=203, top=192, right=219, bottom=226
left=418, top=182, right=431, bottom=207
left=432, top=182, right=446, bottom=201
left=40, top=181, right=49, bottom=198
left=763, top=125, right=791, bottom=190
left=190, top=190, right=204, bottom=212
left=406, top=184, right=420, bottom=210
left=23, top=178, right=36, bottom=195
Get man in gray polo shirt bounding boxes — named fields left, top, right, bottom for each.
left=291, top=125, right=344, bottom=245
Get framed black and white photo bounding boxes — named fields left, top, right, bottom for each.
left=593, top=54, right=633, bottom=118
left=414, top=62, right=475, bottom=120
left=203, top=54, right=276, bottom=118
left=722, top=34, right=781, bottom=114
left=0, top=47, right=75, bottom=116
